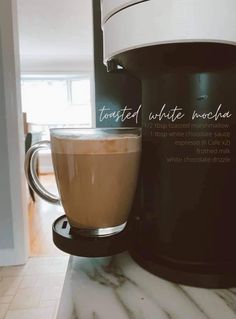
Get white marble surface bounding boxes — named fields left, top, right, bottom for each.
left=56, top=253, right=236, bottom=319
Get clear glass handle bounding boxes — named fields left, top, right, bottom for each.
left=25, top=141, right=60, bottom=205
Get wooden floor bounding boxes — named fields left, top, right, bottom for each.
left=28, top=174, right=66, bottom=257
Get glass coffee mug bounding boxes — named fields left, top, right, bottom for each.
left=25, top=128, right=141, bottom=237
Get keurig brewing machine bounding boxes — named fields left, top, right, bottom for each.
left=52, top=0, right=236, bottom=288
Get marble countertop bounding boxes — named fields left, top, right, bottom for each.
left=56, top=252, right=236, bottom=319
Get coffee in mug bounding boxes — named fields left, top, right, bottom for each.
left=25, top=128, right=141, bottom=237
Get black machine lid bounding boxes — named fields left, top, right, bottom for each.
left=52, top=215, right=130, bottom=257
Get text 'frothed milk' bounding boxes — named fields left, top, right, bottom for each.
left=51, top=133, right=141, bottom=229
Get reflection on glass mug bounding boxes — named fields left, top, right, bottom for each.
left=25, top=128, right=142, bottom=237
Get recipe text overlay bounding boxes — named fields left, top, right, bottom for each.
left=98, top=104, right=232, bottom=124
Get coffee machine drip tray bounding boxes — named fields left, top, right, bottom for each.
left=52, top=215, right=129, bottom=257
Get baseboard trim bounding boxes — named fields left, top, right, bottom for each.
left=0, top=248, right=27, bottom=266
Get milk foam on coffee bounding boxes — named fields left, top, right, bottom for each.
left=51, top=133, right=141, bottom=230
left=52, top=133, right=141, bottom=154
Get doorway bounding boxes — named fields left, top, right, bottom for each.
left=17, top=0, right=95, bottom=257
left=22, top=75, right=93, bottom=256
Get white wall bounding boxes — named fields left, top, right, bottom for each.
left=0, top=0, right=28, bottom=265
left=17, top=0, right=94, bottom=73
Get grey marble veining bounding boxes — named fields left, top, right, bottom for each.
left=56, top=253, right=236, bottom=319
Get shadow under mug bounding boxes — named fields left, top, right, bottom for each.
left=25, top=128, right=141, bottom=237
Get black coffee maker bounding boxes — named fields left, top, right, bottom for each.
left=53, top=0, right=236, bottom=288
